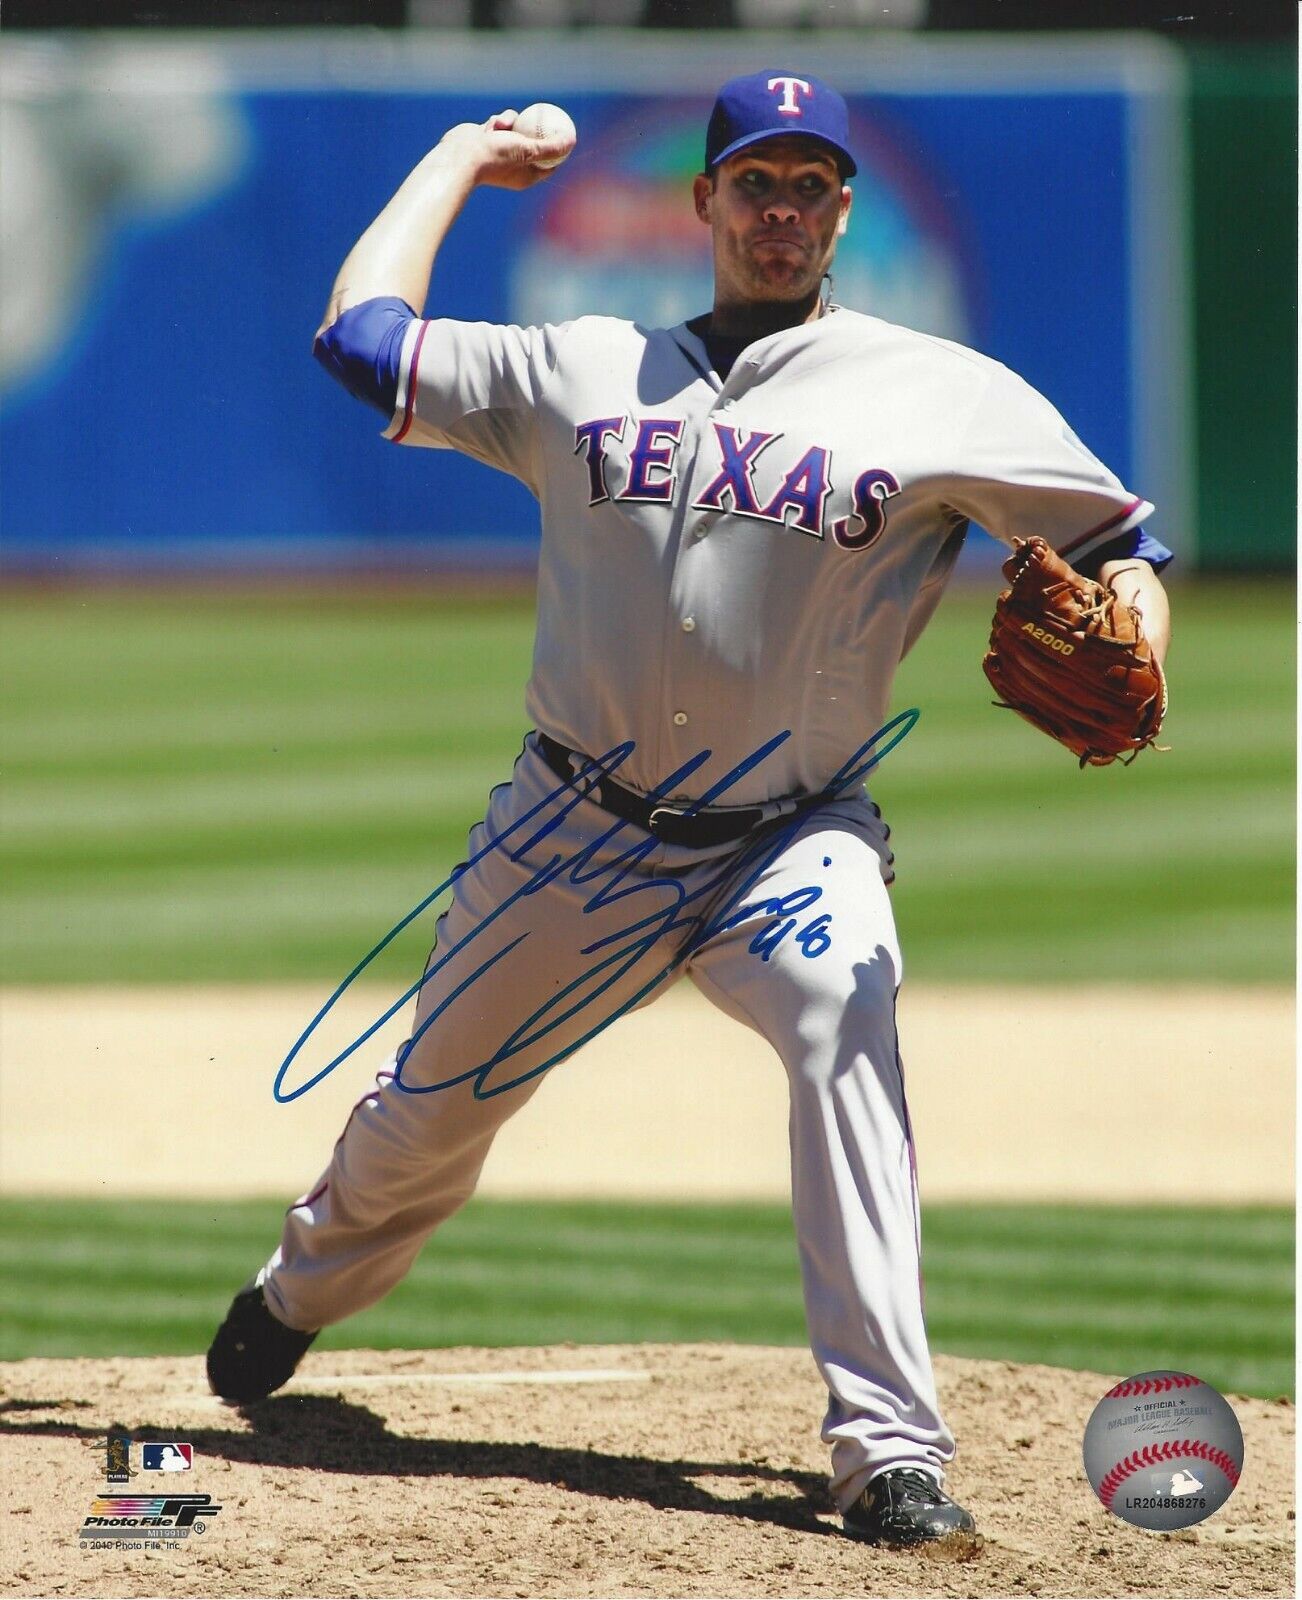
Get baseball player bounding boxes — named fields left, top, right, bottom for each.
left=209, top=72, right=1172, bottom=1549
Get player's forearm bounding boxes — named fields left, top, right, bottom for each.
left=1099, top=557, right=1171, bottom=666
left=317, top=114, right=567, bottom=337
left=318, top=147, right=479, bottom=333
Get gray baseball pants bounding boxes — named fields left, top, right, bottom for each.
left=259, top=733, right=955, bottom=1509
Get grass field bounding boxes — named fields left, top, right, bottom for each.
left=0, top=1197, right=1291, bottom=1399
left=2, top=584, right=1293, bottom=1396
left=1, top=579, right=1293, bottom=985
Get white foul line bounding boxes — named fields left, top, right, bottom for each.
left=289, top=1368, right=654, bottom=1389
left=171, top=1368, right=653, bottom=1401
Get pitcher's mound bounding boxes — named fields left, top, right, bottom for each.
left=2, top=1344, right=1293, bottom=1597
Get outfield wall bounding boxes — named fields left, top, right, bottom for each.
left=3, top=31, right=1194, bottom=574
left=4, top=33, right=1292, bottom=574
left=1186, top=44, right=1296, bottom=571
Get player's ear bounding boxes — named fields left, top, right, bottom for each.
left=835, top=185, right=852, bottom=237
left=693, top=172, right=713, bottom=224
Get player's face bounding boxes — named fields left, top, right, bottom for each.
left=694, top=141, right=852, bottom=307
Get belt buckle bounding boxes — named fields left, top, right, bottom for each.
left=647, top=803, right=687, bottom=836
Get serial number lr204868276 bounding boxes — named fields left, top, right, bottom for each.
left=1124, top=1496, right=1207, bottom=1511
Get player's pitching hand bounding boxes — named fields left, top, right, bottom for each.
left=436, top=110, right=574, bottom=191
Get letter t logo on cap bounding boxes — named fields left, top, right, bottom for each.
left=768, top=76, right=813, bottom=116
left=704, top=70, right=856, bottom=176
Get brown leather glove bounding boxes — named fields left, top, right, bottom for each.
left=982, top=537, right=1168, bottom=768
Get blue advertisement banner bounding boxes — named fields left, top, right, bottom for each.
left=0, top=36, right=1188, bottom=572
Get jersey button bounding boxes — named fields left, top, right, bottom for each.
left=681, top=616, right=696, bottom=632
left=672, top=711, right=688, bottom=727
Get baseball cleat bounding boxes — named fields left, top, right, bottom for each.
left=841, top=1468, right=977, bottom=1547
left=206, top=1279, right=318, bottom=1402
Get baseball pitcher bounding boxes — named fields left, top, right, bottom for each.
left=208, top=71, right=1172, bottom=1549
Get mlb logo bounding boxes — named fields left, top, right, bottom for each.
left=142, top=1442, right=193, bottom=1472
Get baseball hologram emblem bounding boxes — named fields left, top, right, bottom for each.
left=1082, top=1370, right=1244, bottom=1531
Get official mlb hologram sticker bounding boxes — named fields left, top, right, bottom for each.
left=1082, top=1370, right=1244, bottom=1531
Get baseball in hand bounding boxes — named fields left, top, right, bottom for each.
left=514, top=102, right=576, bottom=169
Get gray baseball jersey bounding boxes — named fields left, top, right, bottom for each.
left=262, top=304, right=1153, bottom=1512
left=384, top=307, right=1152, bottom=803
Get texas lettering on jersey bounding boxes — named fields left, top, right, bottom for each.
left=573, top=415, right=901, bottom=552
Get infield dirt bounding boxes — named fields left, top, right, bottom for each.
left=2, top=1343, right=1293, bottom=1598
left=1, top=982, right=1293, bottom=1201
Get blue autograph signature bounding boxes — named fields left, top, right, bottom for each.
left=713, top=884, right=832, bottom=963
left=273, top=709, right=917, bottom=1105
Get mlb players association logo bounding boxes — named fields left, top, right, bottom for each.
left=106, top=1432, right=133, bottom=1483
left=143, top=1442, right=194, bottom=1472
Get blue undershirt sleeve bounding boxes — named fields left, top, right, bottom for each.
left=1071, top=525, right=1174, bottom=579
left=312, top=296, right=417, bottom=417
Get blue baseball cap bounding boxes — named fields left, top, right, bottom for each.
left=705, top=70, right=857, bottom=179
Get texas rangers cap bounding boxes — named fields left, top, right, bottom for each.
left=705, top=70, right=857, bottom=178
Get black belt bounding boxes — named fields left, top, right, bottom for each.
left=536, top=731, right=823, bottom=849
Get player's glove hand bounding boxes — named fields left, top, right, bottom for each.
left=981, top=536, right=1168, bottom=768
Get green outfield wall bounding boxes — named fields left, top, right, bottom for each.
left=1187, top=44, right=1296, bottom=571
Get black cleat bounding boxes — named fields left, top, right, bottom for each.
left=206, top=1280, right=318, bottom=1402
left=842, top=1467, right=977, bottom=1547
